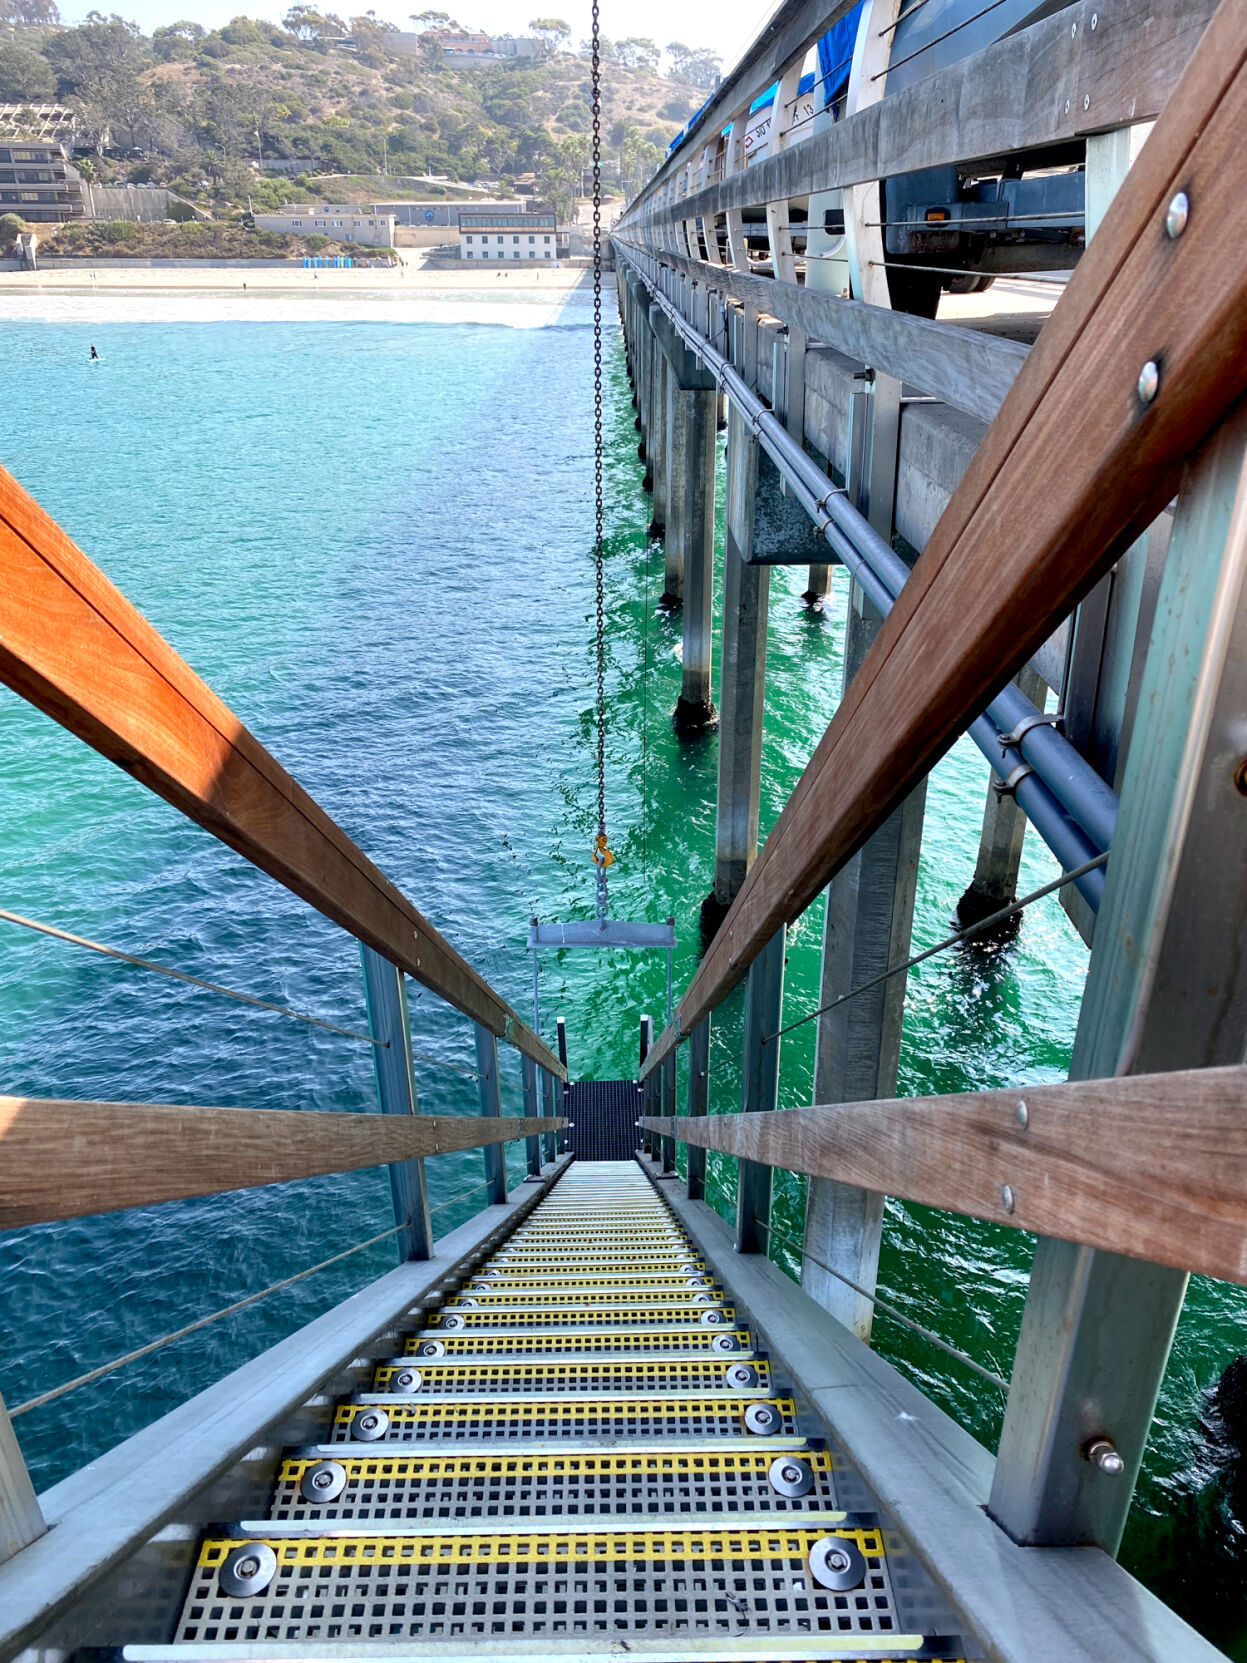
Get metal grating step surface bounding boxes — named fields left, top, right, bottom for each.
left=270, top=1446, right=839, bottom=1522
left=331, top=1394, right=799, bottom=1443
left=176, top=1520, right=897, bottom=1643
left=166, top=1159, right=964, bottom=1662
left=423, top=1307, right=738, bottom=1331
left=405, top=1327, right=755, bottom=1357
left=371, top=1357, right=771, bottom=1395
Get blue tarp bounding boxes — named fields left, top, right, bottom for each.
left=665, top=1, right=865, bottom=158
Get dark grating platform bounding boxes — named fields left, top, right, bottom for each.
left=566, top=1078, right=644, bottom=1160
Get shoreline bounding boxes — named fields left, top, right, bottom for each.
left=0, top=263, right=596, bottom=295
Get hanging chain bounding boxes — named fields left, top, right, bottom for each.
left=590, top=0, right=612, bottom=921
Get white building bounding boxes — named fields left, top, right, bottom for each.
left=459, top=212, right=561, bottom=261
left=252, top=206, right=397, bottom=248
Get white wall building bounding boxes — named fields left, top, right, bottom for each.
left=253, top=206, right=396, bottom=247
left=459, top=212, right=560, bottom=261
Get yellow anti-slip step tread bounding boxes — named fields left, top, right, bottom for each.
left=195, top=1520, right=882, bottom=1565
left=277, top=1447, right=834, bottom=1482
left=371, top=1359, right=771, bottom=1391
left=404, top=1327, right=754, bottom=1354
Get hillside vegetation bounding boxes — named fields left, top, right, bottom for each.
left=0, top=11, right=714, bottom=217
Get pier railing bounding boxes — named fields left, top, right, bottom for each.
left=619, top=0, right=1247, bottom=1602
left=0, top=460, right=568, bottom=1571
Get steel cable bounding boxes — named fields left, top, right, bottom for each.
left=9, top=1223, right=406, bottom=1418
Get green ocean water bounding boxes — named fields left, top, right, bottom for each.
left=0, top=286, right=1242, bottom=1649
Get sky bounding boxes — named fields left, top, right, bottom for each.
left=60, top=0, right=777, bottom=75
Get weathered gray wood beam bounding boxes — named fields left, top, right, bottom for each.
left=615, top=239, right=1026, bottom=424
left=642, top=1061, right=1247, bottom=1286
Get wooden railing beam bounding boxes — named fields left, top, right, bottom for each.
left=641, top=1062, right=1247, bottom=1287
left=0, top=1097, right=563, bottom=1230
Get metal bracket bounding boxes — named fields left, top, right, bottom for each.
left=994, top=763, right=1036, bottom=801
left=998, top=710, right=1065, bottom=750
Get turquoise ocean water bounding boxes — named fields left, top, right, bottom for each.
left=0, top=284, right=1243, bottom=1649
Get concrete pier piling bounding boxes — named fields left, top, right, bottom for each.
left=651, top=304, right=719, bottom=733
left=704, top=402, right=768, bottom=937
left=957, top=663, right=1047, bottom=931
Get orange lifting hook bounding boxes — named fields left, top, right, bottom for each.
left=593, top=832, right=615, bottom=869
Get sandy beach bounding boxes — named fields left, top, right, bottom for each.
left=0, top=259, right=596, bottom=294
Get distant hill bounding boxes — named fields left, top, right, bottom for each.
left=0, top=15, right=712, bottom=217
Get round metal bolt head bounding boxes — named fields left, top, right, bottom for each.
left=219, top=1542, right=277, bottom=1598
left=1090, top=10, right=1097, bottom=25
left=743, top=1400, right=782, bottom=1434
left=808, top=1535, right=866, bottom=1592
left=1165, top=191, right=1189, bottom=239
left=1001, top=1183, right=1016, bottom=1214
left=1083, top=93, right=1090, bottom=109
left=1138, top=359, right=1160, bottom=404
left=472, top=1283, right=491, bottom=1294
left=1064, top=98, right=1070, bottom=114
left=299, top=1460, right=347, bottom=1503
left=392, top=1367, right=422, bottom=1393
left=417, top=1339, right=445, bottom=1357
left=701, top=1308, right=727, bottom=1326
left=769, top=1455, right=815, bottom=1498
left=441, top=1314, right=466, bottom=1330
left=725, top=1362, right=759, bottom=1389
left=1085, top=1436, right=1126, bottom=1475
left=712, top=1332, right=740, bottom=1353
left=457, top=1298, right=478, bottom=1309
left=686, top=1275, right=710, bottom=1288
left=353, top=1408, right=390, bottom=1442
left=1016, top=1100, right=1028, bottom=1129
left=1070, top=19, right=1076, bottom=34
left=679, top=1262, right=698, bottom=1274
left=692, top=1291, right=713, bottom=1304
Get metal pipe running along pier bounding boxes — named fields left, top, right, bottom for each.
left=4, top=0, right=1247, bottom=1658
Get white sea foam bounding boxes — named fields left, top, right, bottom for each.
left=0, top=285, right=592, bottom=327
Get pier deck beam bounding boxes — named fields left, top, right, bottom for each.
left=360, top=946, right=433, bottom=1262
left=956, top=662, right=1048, bottom=929
left=989, top=404, right=1247, bottom=1554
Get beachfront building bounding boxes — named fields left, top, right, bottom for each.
left=379, top=198, right=524, bottom=248
left=459, top=212, right=561, bottom=261
left=252, top=206, right=397, bottom=247
left=0, top=139, right=86, bottom=225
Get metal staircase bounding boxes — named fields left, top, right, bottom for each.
left=152, top=1162, right=965, bottom=1660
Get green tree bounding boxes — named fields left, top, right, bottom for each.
left=0, top=0, right=61, bottom=24
left=152, top=20, right=204, bottom=60
left=614, top=36, right=658, bottom=72
left=0, top=212, right=29, bottom=255
left=0, top=42, right=55, bottom=100
left=665, top=41, right=720, bottom=88
left=528, top=16, right=569, bottom=55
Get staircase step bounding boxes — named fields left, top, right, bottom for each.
left=270, top=1441, right=836, bottom=1521
left=404, top=1327, right=754, bottom=1356
left=330, top=1392, right=799, bottom=1444
left=423, top=1306, right=738, bottom=1331
left=369, top=1355, right=771, bottom=1396
left=175, top=1517, right=901, bottom=1646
